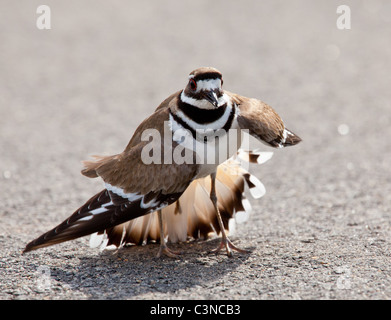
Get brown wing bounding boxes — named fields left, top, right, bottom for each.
left=227, top=91, right=301, bottom=147
left=81, top=107, right=199, bottom=195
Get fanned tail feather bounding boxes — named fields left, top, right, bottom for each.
left=92, top=149, right=272, bottom=249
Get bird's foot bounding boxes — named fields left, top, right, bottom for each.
left=209, top=237, right=250, bottom=258
left=156, top=244, right=181, bottom=259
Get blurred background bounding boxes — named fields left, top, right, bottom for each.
left=0, top=0, right=390, bottom=299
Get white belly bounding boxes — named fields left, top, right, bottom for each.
left=194, top=119, right=242, bottom=179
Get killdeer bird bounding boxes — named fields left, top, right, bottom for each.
left=23, top=67, right=301, bottom=257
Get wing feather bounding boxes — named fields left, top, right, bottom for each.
left=226, top=91, right=301, bottom=147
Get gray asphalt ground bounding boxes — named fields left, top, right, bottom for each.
left=1, top=0, right=390, bottom=300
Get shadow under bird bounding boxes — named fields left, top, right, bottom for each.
left=23, top=67, right=301, bottom=257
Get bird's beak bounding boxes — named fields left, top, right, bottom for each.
left=204, top=90, right=219, bottom=108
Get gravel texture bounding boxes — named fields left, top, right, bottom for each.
left=1, top=0, right=390, bottom=300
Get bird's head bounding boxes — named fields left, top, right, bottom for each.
left=182, top=67, right=224, bottom=109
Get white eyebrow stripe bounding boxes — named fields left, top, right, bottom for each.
left=196, top=79, right=222, bottom=92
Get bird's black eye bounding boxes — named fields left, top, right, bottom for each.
left=189, top=79, right=197, bottom=91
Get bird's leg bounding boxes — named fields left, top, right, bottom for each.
left=209, top=172, right=250, bottom=257
left=156, top=209, right=181, bottom=258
